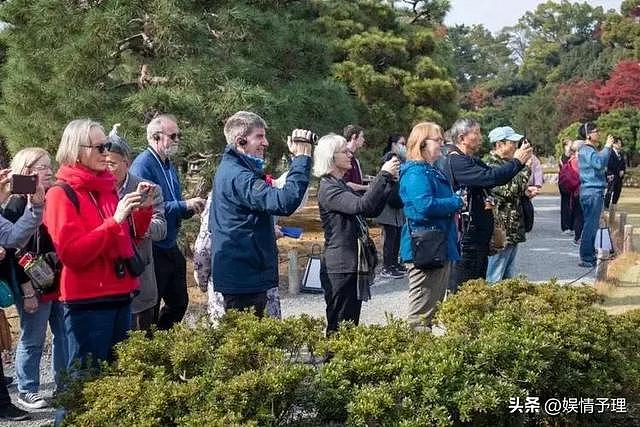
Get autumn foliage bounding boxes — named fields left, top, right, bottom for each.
left=555, top=78, right=601, bottom=128
left=594, top=60, right=640, bottom=112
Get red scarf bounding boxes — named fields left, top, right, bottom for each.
left=56, top=164, right=133, bottom=258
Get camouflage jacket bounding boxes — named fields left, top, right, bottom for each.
left=483, top=153, right=531, bottom=245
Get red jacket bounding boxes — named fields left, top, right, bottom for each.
left=44, top=165, right=152, bottom=303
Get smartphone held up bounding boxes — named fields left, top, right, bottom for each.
left=10, top=174, right=38, bottom=194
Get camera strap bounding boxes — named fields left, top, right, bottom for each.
left=88, top=193, right=105, bottom=220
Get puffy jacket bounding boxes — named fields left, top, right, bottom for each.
left=399, top=161, right=463, bottom=263
left=44, top=165, right=152, bottom=303
left=210, top=146, right=311, bottom=294
left=578, top=144, right=610, bottom=195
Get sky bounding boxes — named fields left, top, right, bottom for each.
left=444, top=0, right=624, bottom=33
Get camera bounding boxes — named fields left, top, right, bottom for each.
left=291, top=129, right=318, bottom=145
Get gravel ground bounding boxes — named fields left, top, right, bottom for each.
left=0, top=195, right=593, bottom=426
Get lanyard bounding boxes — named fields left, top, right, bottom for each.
left=148, top=148, right=178, bottom=201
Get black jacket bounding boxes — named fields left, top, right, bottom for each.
left=444, top=145, right=524, bottom=245
left=318, top=172, right=394, bottom=273
left=606, top=149, right=626, bottom=180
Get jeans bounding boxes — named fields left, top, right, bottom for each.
left=64, top=303, right=131, bottom=370
left=14, top=299, right=67, bottom=393
left=579, top=193, right=604, bottom=264
left=486, top=244, right=519, bottom=283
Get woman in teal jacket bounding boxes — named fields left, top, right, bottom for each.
left=399, top=122, right=463, bottom=332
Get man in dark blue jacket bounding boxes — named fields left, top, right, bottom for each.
left=130, top=114, right=207, bottom=330
left=445, top=118, right=532, bottom=291
left=210, top=111, right=313, bottom=315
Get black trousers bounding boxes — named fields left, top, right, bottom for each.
left=604, top=178, right=623, bottom=208
left=0, top=358, right=10, bottom=408
left=572, top=194, right=583, bottom=242
left=222, top=292, right=267, bottom=318
left=560, top=190, right=573, bottom=231
left=152, top=245, right=188, bottom=330
left=451, top=241, right=489, bottom=293
left=382, top=224, right=402, bottom=268
left=320, top=270, right=362, bottom=334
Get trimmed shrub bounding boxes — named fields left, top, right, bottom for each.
left=59, top=279, right=640, bottom=426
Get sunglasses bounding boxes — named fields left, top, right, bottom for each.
left=160, top=132, right=181, bottom=142
left=80, top=142, right=112, bottom=154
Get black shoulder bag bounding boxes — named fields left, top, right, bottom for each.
left=407, top=167, right=448, bottom=270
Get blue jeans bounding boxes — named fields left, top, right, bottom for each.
left=579, top=193, right=604, bottom=264
left=64, top=303, right=131, bottom=370
left=14, top=299, right=68, bottom=393
left=486, top=244, right=519, bottom=284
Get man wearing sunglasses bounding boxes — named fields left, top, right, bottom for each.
left=130, top=114, right=206, bottom=330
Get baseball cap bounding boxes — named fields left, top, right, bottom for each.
left=488, top=126, right=524, bottom=144
left=106, top=124, right=131, bottom=160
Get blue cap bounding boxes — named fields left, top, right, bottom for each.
left=488, top=126, right=524, bottom=144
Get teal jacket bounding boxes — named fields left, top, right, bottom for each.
left=399, top=161, right=463, bottom=263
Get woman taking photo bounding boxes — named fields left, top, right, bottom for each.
left=44, top=119, right=153, bottom=369
left=314, top=133, right=399, bottom=334
left=399, top=122, right=463, bottom=332
left=0, top=148, right=67, bottom=410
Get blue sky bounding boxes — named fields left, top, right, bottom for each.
left=444, top=0, right=624, bottom=33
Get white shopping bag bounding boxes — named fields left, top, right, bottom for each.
left=595, top=226, right=614, bottom=254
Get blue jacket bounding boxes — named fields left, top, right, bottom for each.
left=210, top=146, right=311, bottom=294
left=578, top=144, right=610, bottom=196
left=399, top=161, right=463, bottom=263
left=130, top=147, right=193, bottom=249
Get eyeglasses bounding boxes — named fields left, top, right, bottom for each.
left=160, top=132, right=181, bottom=141
left=80, top=142, right=112, bottom=154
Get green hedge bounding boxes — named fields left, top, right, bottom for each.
left=58, top=279, right=640, bottom=426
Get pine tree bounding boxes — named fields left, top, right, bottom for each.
left=0, top=0, right=356, bottom=176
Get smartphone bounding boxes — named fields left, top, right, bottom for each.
left=10, top=174, right=37, bottom=194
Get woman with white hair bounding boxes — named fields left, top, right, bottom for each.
left=314, top=133, right=399, bottom=334
left=44, top=119, right=153, bottom=370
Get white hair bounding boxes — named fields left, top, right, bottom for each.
left=146, top=114, right=177, bottom=144
left=56, top=119, right=104, bottom=166
left=313, top=133, right=346, bottom=177
left=223, top=111, right=267, bottom=145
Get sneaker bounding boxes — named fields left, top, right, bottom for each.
left=572, top=239, right=580, bottom=246
left=17, top=392, right=48, bottom=410
left=0, top=403, right=30, bottom=421
left=379, top=267, right=404, bottom=279
left=578, top=261, right=596, bottom=268
left=562, top=229, right=574, bottom=235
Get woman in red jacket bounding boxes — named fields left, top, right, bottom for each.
left=44, top=119, right=153, bottom=369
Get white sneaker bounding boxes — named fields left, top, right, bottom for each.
left=562, top=230, right=574, bottom=235
left=17, top=392, right=48, bottom=409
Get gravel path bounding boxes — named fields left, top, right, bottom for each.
left=281, top=195, right=595, bottom=323
left=0, top=195, right=593, bottom=425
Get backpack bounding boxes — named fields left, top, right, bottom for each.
left=558, top=159, right=580, bottom=195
